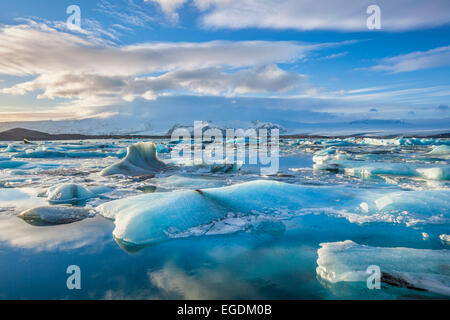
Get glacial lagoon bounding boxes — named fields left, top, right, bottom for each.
left=0, top=137, right=449, bottom=299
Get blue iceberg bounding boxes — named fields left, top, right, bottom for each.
left=97, top=180, right=450, bottom=245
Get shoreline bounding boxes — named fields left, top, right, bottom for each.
left=0, top=127, right=449, bottom=141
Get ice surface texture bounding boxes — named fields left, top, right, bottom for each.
left=97, top=180, right=450, bottom=245
left=316, top=240, right=450, bottom=296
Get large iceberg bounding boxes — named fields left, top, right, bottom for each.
left=45, top=183, right=108, bottom=204
left=3, top=144, right=19, bottom=153
left=316, top=240, right=450, bottom=296
left=97, top=180, right=450, bottom=245
left=101, top=141, right=168, bottom=176
left=314, top=156, right=450, bottom=181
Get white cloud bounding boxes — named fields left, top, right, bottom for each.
left=0, top=21, right=352, bottom=112
left=191, top=0, right=450, bottom=31
left=0, top=22, right=324, bottom=77
left=96, top=0, right=156, bottom=27
left=3, top=64, right=305, bottom=102
left=371, top=46, right=450, bottom=73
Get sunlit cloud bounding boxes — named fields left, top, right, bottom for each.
left=371, top=46, right=450, bottom=73
left=188, top=0, right=450, bottom=31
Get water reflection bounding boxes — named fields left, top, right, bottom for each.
left=0, top=215, right=112, bottom=251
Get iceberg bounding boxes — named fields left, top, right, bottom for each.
left=427, top=145, right=450, bottom=155
left=97, top=180, right=450, bottom=245
left=46, top=183, right=96, bottom=204
left=3, top=144, right=19, bottom=153
left=316, top=240, right=450, bottom=296
left=18, top=206, right=93, bottom=226
left=155, top=174, right=224, bottom=190
left=314, top=158, right=450, bottom=181
left=101, top=141, right=168, bottom=176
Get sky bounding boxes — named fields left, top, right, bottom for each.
left=0, top=0, right=449, bottom=132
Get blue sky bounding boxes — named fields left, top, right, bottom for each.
left=0, top=0, right=449, bottom=130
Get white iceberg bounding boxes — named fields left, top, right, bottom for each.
left=97, top=180, right=450, bottom=245
left=316, top=240, right=450, bottom=296
left=427, top=145, right=450, bottom=155
left=18, top=206, right=94, bottom=225
left=45, top=183, right=107, bottom=203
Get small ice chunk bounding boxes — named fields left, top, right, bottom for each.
left=427, top=145, right=450, bottom=155
left=97, top=180, right=450, bottom=245
left=360, top=202, right=369, bottom=213
left=18, top=206, right=93, bottom=226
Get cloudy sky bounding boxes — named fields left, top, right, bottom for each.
left=0, top=0, right=449, bottom=130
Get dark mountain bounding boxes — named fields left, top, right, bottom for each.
left=0, top=128, right=167, bottom=141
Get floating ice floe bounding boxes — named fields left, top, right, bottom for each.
left=46, top=184, right=95, bottom=203
left=97, top=180, right=450, bottom=245
left=101, top=142, right=168, bottom=176
left=45, top=183, right=109, bottom=204
left=313, top=155, right=450, bottom=181
left=102, top=141, right=241, bottom=176
left=18, top=206, right=94, bottom=226
left=291, top=137, right=449, bottom=147
left=316, top=240, right=450, bottom=296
